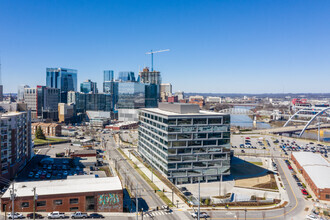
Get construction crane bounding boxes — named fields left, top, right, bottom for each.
left=146, top=49, right=170, bottom=71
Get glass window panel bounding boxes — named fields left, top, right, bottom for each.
left=172, top=141, right=186, bottom=147
left=182, top=155, right=196, bottom=161
left=208, top=118, right=221, bottom=124
left=168, top=148, right=176, bottom=155
left=177, top=134, right=192, bottom=139
left=168, top=134, right=176, bottom=140
left=193, top=133, right=207, bottom=139
left=168, top=119, right=176, bottom=125
left=193, top=162, right=207, bottom=168
left=168, top=127, right=181, bottom=132
left=208, top=133, right=222, bottom=139
left=198, top=155, right=211, bottom=160
left=193, top=148, right=207, bottom=153
left=168, top=156, right=181, bottom=162
left=177, top=148, right=191, bottom=154
left=223, top=115, right=230, bottom=124
left=208, top=147, right=222, bottom=152
left=177, top=163, right=192, bottom=169
left=182, top=127, right=197, bottom=132
left=223, top=132, right=230, bottom=138
left=188, top=141, right=201, bottom=146
left=218, top=139, right=230, bottom=145
left=178, top=119, right=192, bottom=125
left=193, top=118, right=207, bottom=124
left=198, top=126, right=213, bottom=132
left=168, top=163, right=176, bottom=169
left=214, top=154, right=226, bottom=159
left=203, top=140, right=217, bottom=146
left=213, top=125, right=228, bottom=132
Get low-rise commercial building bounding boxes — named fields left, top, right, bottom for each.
left=1, top=177, right=123, bottom=212
left=138, top=103, right=231, bottom=185
left=32, top=123, right=61, bottom=137
left=291, top=152, right=330, bottom=201
left=106, top=121, right=139, bottom=130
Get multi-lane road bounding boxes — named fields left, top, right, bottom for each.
left=100, top=133, right=309, bottom=219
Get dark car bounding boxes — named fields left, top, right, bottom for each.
left=27, top=213, right=43, bottom=219
left=88, top=214, right=104, bottom=219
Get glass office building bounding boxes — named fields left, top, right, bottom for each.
left=46, top=68, right=77, bottom=103
left=117, top=82, right=145, bottom=109
left=67, top=92, right=113, bottom=113
left=138, top=103, right=231, bottom=185
left=104, top=70, right=114, bottom=82
left=117, top=72, right=135, bottom=82
left=80, top=80, right=98, bottom=94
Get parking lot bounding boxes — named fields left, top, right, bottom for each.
left=15, top=143, right=107, bottom=183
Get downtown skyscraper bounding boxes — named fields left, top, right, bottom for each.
left=46, top=68, right=77, bottom=103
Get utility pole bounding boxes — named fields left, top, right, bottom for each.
left=171, top=187, right=174, bottom=205
left=136, top=183, right=138, bottom=220
left=244, top=208, right=247, bottom=220
left=198, top=180, right=200, bottom=220
left=32, top=187, right=36, bottom=220
left=219, top=174, right=222, bottom=196
left=10, top=182, right=15, bottom=219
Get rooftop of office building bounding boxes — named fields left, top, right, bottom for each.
left=141, top=102, right=227, bottom=116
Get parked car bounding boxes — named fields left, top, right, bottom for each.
left=8, top=213, right=24, bottom=219
left=27, top=213, right=43, bottom=219
left=28, top=172, right=34, bottom=178
left=306, top=214, right=318, bottom=220
left=46, top=173, right=51, bottom=179
left=88, top=214, right=104, bottom=219
left=241, top=150, right=245, bottom=153
left=301, top=189, right=308, bottom=195
left=47, top=211, right=65, bottom=219
left=71, top=212, right=88, bottom=219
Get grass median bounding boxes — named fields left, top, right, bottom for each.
left=34, top=137, right=68, bottom=145
left=117, top=148, right=174, bottom=207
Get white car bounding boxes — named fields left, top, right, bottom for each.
left=306, top=215, right=318, bottom=220
left=8, top=213, right=24, bottom=219
left=191, top=212, right=209, bottom=218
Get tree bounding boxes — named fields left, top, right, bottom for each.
left=35, top=126, right=46, bottom=140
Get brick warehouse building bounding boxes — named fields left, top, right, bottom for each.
left=291, top=152, right=330, bottom=201
left=1, top=177, right=123, bottom=212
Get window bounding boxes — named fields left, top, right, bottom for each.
left=223, top=132, right=230, bottom=138
left=168, top=134, right=176, bottom=140
left=178, top=119, right=192, bottom=125
left=172, top=141, right=186, bottom=147
left=53, top=200, right=63, bottom=205
left=177, top=134, right=191, bottom=140
left=208, top=133, right=221, bottom=139
left=188, top=141, right=201, bottom=146
left=203, top=140, right=217, bottom=146
left=168, top=127, right=181, bottom=132
left=168, top=119, right=176, bottom=125
left=70, top=207, right=79, bottom=211
left=177, top=148, right=191, bottom=154
left=326, top=194, right=330, bottom=199
left=193, top=133, right=207, bottom=139
left=70, top=198, right=79, bottom=204
left=21, top=202, right=29, bottom=208
left=208, top=118, right=221, bottom=124
left=198, top=126, right=212, bottom=132
left=37, top=201, right=46, bottom=207
left=168, top=149, right=176, bottom=155
left=193, top=118, right=207, bottom=124
left=223, top=115, right=230, bottom=124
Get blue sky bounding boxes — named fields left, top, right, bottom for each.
left=1, top=0, right=330, bottom=93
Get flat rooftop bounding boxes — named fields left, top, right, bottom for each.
left=2, top=177, right=122, bottom=198
left=292, top=152, right=330, bottom=189
left=141, top=103, right=227, bottom=117
left=292, top=152, right=329, bottom=167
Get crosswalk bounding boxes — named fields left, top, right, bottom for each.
left=144, top=210, right=174, bottom=217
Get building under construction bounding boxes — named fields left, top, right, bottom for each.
left=139, top=67, right=161, bottom=85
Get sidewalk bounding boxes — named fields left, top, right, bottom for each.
left=121, top=149, right=190, bottom=210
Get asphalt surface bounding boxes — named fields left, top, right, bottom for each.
left=101, top=134, right=192, bottom=220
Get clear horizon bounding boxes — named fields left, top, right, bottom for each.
left=1, top=0, right=330, bottom=93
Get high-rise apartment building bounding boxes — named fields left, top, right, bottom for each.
left=80, top=79, right=98, bottom=94
left=24, top=86, right=60, bottom=120
left=138, top=103, right=231, bottom=185
left=104, top=70, right=114, bottom=82
left=46, top=68, right=77, bottom=103
left=0, top=110, right=33, bottom=180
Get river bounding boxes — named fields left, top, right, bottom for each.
left=230, top=106, right=272, bottom=129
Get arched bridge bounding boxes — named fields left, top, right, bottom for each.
left=283, top=107, right=330, bottom=137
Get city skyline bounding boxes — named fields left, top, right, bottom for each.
left=1, top=0, right=330, bottom=93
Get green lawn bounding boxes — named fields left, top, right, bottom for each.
left=248, top=161, right=263, bottom=166
left=34, top=137, right=68, bottom=145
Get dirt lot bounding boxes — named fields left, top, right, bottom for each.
left=235, top=173, right=278, bottom=190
